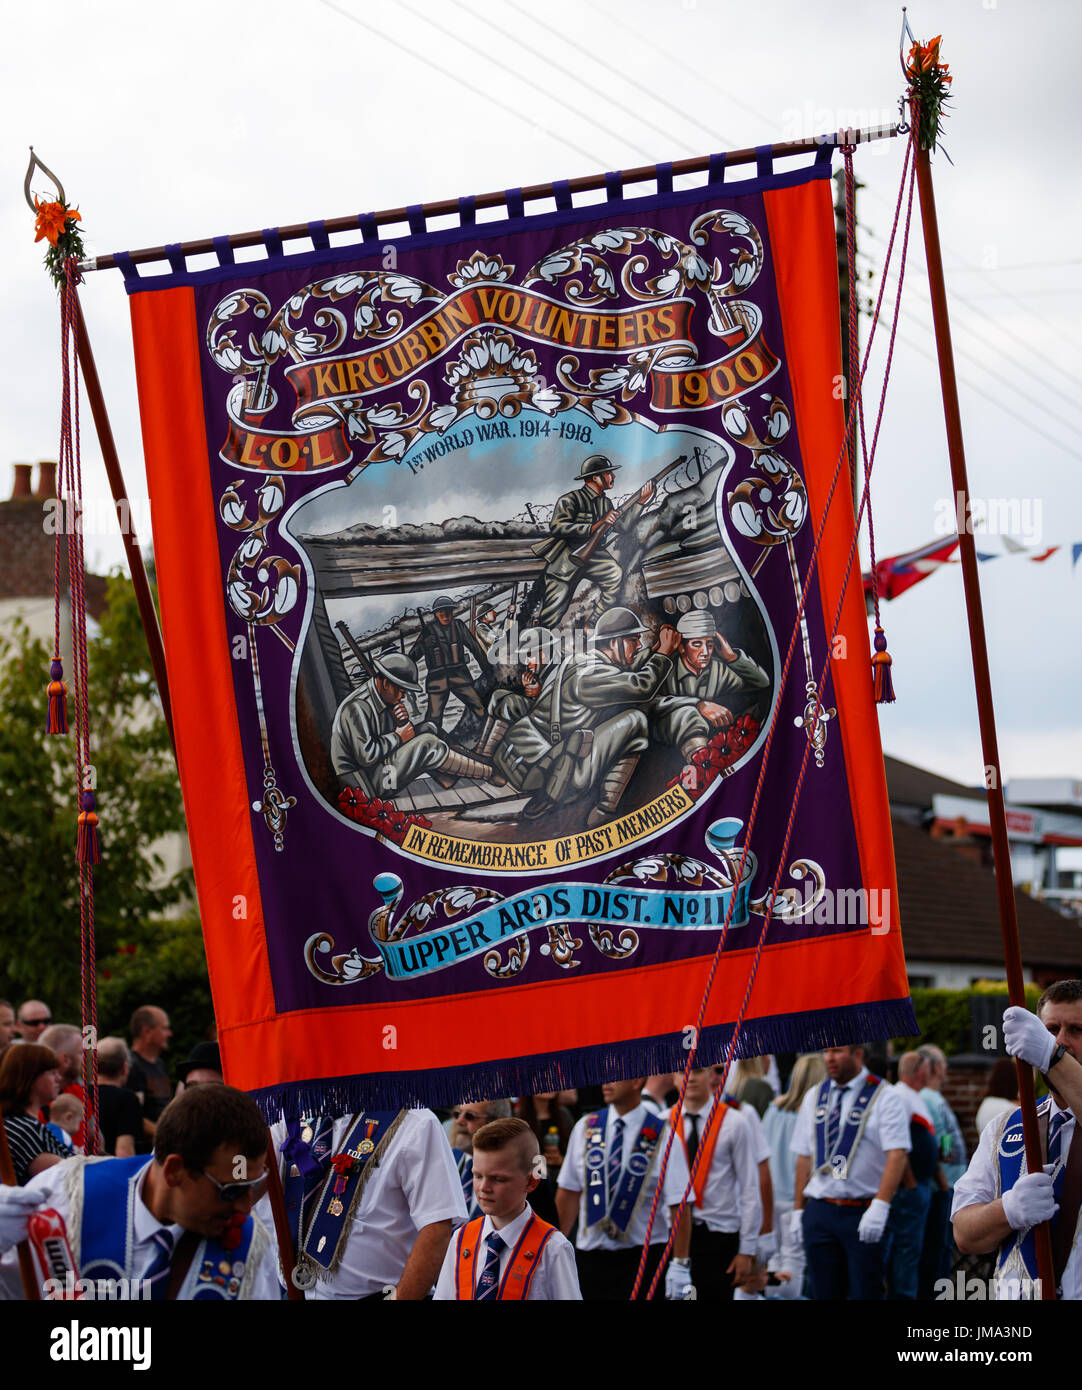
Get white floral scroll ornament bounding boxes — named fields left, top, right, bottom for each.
left=207, top=271, right=443, bottom=467
left=219, top=475, right=299, bottom=850
left=438, top=327, right=574, bottom=423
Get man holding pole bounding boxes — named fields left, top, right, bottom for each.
left=952, top=982, right=1082, bottom=1299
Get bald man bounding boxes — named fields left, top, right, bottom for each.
left=16, top=1000, right=52, bottom=1043
left=40, top=1024, right=87, bottom=1150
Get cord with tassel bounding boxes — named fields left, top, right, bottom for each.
left=872, top=625, right=896, bottom=703
left=46, top=657, right=68, bottom=733
left=76, top=790, right=100, bottom=864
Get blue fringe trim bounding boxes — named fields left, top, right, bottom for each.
left=247, top=997, right=919, bottom=1120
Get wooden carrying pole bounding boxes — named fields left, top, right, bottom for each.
left=912, top=141, right=1056, bottom=1299
left=264, top=1131, right=304, bottom=1302
left=77, top=125, right=899, bottom=275
left=72, top=292, right=176, bottom=758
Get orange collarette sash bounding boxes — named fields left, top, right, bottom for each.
left=679, top=1103, right=728, bottom=1206
left=453, top=1212, right=556, bottom=1300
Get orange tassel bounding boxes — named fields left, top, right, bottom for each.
left=872, top=625, right=896, bottom=704
left=76, top=790, right=101, bottom=864
left=47, top=658, right=68, bottom=734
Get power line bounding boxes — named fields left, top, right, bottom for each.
left=859, top=181, right=1082, bottom=359
left=586, top=3, right=1082, bottom=368
left=500, top=0, right=736, bottom=151
left=590, top=0, right=774, bottom=131
left=889, top=321, right=1082, bottom=465
left=393, top=0, right=658, bottom=163
left=317, top=0, right=604, bottom=167
left=858, top=238, right=1082, bottom=403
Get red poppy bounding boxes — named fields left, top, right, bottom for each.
left=330, top=1153, right=355, bottom=1175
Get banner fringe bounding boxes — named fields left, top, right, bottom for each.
left=246, top=997, right=918, bottom=1120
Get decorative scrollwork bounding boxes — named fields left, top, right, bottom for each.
left=303, top=932, right=383, bottom=984
left=539, top=921, right=584, bottom=969
left=749, top=857, right=827, bottom=921
left=484, top=934, right=531, bottom=979
left=587, top=922, right=640, bottom=961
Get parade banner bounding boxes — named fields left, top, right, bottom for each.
left=124, top=149, right=916, bottom=1115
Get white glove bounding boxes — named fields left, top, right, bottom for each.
left=857, top=1197, right=891, bottom=1244
left=789, top=1208, right=804, bottom=1248
left=769, top=1259, right=804, bottom=1300
left=756, top=1231, right=777, bottom=1263
left=0, top=1185, right=47, bottom=1251
left=1003, top=1007, right=1055, bottom=1072
left=665, top=1262, right=692, bottom=1300
left=1001, top=1169, right=1058, bottom=1231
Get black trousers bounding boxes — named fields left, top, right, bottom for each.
left=575, top=1244, right=666, bottom=1301
left=689, top=1223, right=740, bottom=1301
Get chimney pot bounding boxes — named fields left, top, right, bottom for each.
left=11, top=463, right=33, bottom=499
left=35, top=461, right=58, bottom=499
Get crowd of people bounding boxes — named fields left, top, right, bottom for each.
left=0, top=981, right=1076, bottom=1301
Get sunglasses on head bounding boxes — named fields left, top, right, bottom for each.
left=195, top=1168, right=269, bottom=1202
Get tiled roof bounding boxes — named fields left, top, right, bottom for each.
left=884, top=754, right=976, bottom=809
left=892, top=816, right=1082, bottom=971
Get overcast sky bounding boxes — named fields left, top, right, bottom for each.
left=2, top=0, right=1079, bottom=789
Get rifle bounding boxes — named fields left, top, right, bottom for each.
left=568, top=454, right=688, bottom=570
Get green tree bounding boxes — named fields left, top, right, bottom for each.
left=0, top=574, right=204, bottom=1024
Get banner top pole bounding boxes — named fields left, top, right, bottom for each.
left=75, top=124, right=900, bottom=276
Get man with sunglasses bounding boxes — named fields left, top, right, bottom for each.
left=450, top=1100, right=513, bottom=1218
left=15, top=1000, right=52, bottom=1043
left=0, top=1083, right=279, bottom=1299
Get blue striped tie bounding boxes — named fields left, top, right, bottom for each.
left=1049, top=1111, right=1069, bottom=1201
left=827, top=1085, right=846, bottom=1155
left=144, top=1228, right=175, bottom=1301
left=608, top=1116, right=625, bottom=1207
left=475, top=1231, right=504, bottom=1300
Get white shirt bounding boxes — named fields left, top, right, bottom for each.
left=264, top=1108, right=467, bottom=1299
left=731, top=1099, right=771, bottom=1165
left=952, top=1097, right=1080, bottom=1300
left=677, top=1098, right=761, bottom=1252
left=433, top=1204, right=581, bottom=1300
left=892, top=1080, right=936, bottom=1131
left=792, top=1067, right=910, bottom=1200
left=976, top=1096, right=1017, bottom=1135
left=558, top=1103, right=690, bottom=1251
left=1, top=1156, right=280, bottom=1299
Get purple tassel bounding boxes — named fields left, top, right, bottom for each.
left=872, top=625, right=896, bottom=704
left=46, top=658, right=68, bottom=735
left=76, top=789, right=101, bottom=864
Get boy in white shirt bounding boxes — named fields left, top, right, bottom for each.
left=434, top=1117, right=581, bottom=1300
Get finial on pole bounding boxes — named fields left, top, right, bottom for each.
left=23, top=146, right=66, bottom=212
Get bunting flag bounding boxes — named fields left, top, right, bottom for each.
left=864, top=535, right=1080, bottom=604
left=863, top=537, right=959, bottom=604
left=124, top=149, right=914, bottom=1115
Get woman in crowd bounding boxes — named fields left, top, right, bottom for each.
left=975, top=1057, right=1019, bottom=1133
left=762, top=1052, right=827, bottom=1283
left=519, top=1091, right=574, bottom=1224
left=0, top=1044, right=69, bottom=1184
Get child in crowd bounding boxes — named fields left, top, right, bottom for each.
left=45, top=1094, right=84, bottom=1156
left=434, top=1117, right=581, bottom=1300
